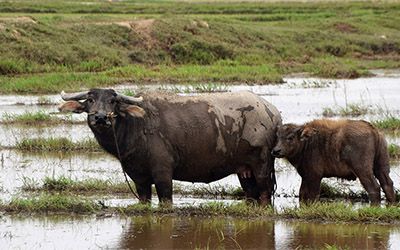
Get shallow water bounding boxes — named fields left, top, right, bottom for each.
left=1, top=73, right=400, bottom=248
left=1, top=215, right=399, bottom=249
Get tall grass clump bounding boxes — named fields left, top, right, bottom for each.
left=121, top=201, right=274, bottom=217
left=2, top=111, right=54, bottom=125
left=322, top=103, right=372, bottom=117
left=372, top=117, right=400, bottom=131
left=282, top=202, right=400, bottom=222
left=2, top=194, right=101, bottom=213
left=40, top=177, right=130, bottom=194
left=16, top=137, right=101, bottom=152
left=388, top=144, right=400, bottom=160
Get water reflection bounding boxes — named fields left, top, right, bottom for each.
left=285, top=221, right=394, bottom=249
left=119, top=216, right=275, bottom=249
left=116, top=216, right=399, bottom=249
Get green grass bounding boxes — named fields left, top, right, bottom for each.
left=2, top=194, right=101, bottom=213
left=116, top=201, right=275, bottom=217
left=322, top=103, right=373, bottom=117
left=15, top=137, right=102, bottom=152
left=1, top=111, right=81, bottom=125
left=23, top=176, right=131, bottom=194
left=389, top=144, right=400, bottom=160
left=2, top=195, right=400, bottom=223
left=372, top=117, right=400, bottom=131
left=282, top=202, right=400, bottom=223
left=1, top=1, right=400, bottom=93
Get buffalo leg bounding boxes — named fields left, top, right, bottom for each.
left=152, top=167, right=173, bottom=204
left=154, top=179, right=173, bottom=204
left=238, top=174, right=260, bottom=202
left=252, top=161, right=274, bottom=206
left=135, top=181, right=152, bottom=203
left=122, top=164, right=152, bottom=203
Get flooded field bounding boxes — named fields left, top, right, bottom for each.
left=1, top=72, right=400, bottom=248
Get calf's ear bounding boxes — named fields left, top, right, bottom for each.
left=58, top=101, right=86, bottom=113
left=300, top=127, right=317, bottom=141
left=119, top=104, right=146, bottom=118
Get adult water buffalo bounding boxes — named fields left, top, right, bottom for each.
left=272, top=119, right=396, bottom=204
left=59, top=89, right=281, bottom=205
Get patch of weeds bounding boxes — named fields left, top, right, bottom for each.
left=42, top=177, right=129, bottom=194
left=322, top=107, right=336, bottom=118
left=2, top=111, right=54, bottom=125
left=289, top=80, right=336, bottom=89
left=324, top=244, right=350, bottom=250
left=1, top=111, right=80, bottom=125
left=2, top=194, right=101, bottom=213
left=121, top=202, right=274, bottom=217
left=322, top=103, right=371, bottom=117
left=170, top=40, right=234, bottom=65
left=174, top=183, right=244, bottom=198
left=42, top=176, right=74, bottom=191
left=21, top=176, right=40, bottom=191
left=15, top=137, right=102, bottom=152
left=282, top=202, right=400, bottom=223
left=388, top=144, right=400, bottom=160
left=338, top=103, right=370, bottom=117
left=37, top=96, right=55, bottom=105
left=372, top=117, right=400, bottom=131
left=160, top=83, right=229, bottom=93
left=121, top=89, right=136, bottom=97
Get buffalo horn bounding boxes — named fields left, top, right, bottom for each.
left=116, top=94, right=143, bottom=104
left=61, top=90, right=89, bottom=101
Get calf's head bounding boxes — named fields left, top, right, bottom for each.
left=271, top=124, right=317, bottom=158
left=58, top=88, right=145, bottom=131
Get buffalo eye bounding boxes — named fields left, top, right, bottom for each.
left=286, top=136, right=294, bottom=142
left=110, top=98, right=116, bottom=104
left=87, top=98, right=94, bottom=104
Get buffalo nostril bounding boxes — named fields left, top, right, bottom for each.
left=272, top=149, right=281, bottom=155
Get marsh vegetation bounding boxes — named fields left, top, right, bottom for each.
left=1, top=1, right=400, bottom=94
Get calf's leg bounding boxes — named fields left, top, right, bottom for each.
left=375, top=170, right=396, bottom=203
left=299, top=177, right=321, bottom=203
left=356, top=171, right=381, bottom=205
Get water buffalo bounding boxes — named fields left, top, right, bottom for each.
left=59, top=88, right=281, bottom=205
left=272, top=119, right=395, bottom=204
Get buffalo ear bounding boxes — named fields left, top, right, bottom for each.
left=300, top=126, right=317, bottom=141
left=58, top=101, right=86, bottom=113
left=119, top=104, right=146, bottom=118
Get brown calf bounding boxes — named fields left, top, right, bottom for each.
left=272, top=119, right=395, bottom=204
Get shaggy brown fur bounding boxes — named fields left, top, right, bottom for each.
left=272, top=119, right=395, bottom=204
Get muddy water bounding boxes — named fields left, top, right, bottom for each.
left=1, top=215, right=399, bottom=249
left=1, top=72, right=400, bottom=248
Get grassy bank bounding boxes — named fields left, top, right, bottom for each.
left=1, top=1, right=400, bottom=93
left=2, top=195, right=400, bottom=223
